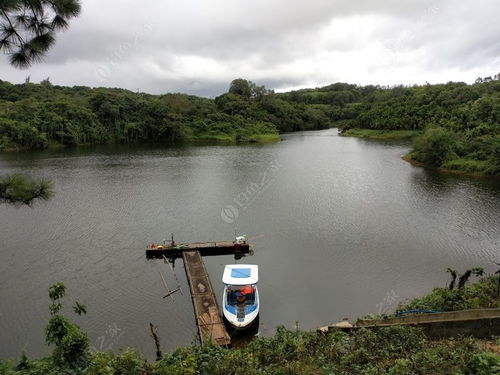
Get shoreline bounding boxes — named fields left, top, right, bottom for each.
left=401, top=154, right=498, bottom=179
left=339, top=128, right=421, bottom=140
left=0, top=133, right=281, bottom=153
left=339, top=128, right=498, bottom=179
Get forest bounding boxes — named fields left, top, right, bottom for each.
left=282, top=76, right=500, bottom=176
left=0, top=78, right=329, bottom=149
left=1, top=76, right=499, bottom=175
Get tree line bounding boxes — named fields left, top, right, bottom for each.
left=1, top=76, right=499, bottom=175
left=0, top=78, right=330, bottom=151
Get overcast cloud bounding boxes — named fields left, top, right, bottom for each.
left=1, top=0, right=499, bottom=96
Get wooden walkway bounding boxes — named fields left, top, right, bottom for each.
left=147, top=239, right=253, bottom=346
left=182, top=250, right=231, bottom=346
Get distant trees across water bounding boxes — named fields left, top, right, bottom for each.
left=0, top=76, right=499, bottom=175
left=0, top=78, right=330, bottom=150
left=282, top=77, right=500, bottom=176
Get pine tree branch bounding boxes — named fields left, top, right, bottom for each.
left=1, top=9, right=25, bottom=45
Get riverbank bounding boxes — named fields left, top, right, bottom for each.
left=340, top=128, right=499, bottom=178
left=340, top=128, right=421, bottom=140
left=0, top=133, right=281, bottom=152
left=1, top=276, right=498, bottom=374
left=402, top=154, right=499, bottom=178
left=184, top=133, right=280, bottom=144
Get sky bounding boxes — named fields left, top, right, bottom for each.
left=1, top=0, right=499, bottom=97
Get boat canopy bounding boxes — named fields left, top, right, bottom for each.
left=223, top=264, right=258, bottom=285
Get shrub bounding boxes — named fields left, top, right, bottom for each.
left=469, top=352, right=500, bottom=375
left=412, top=127, right=461, bottom=167
left=400, top=275, right=500, bottom=312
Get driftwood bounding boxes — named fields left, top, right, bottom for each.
left=149, top=323, right=162, bottom=361
left=163, top=288, right=180, bottom=299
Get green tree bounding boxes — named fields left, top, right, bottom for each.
left=0, top=0, right=81, bottom=68
left=412, top=127, right=460, bottom=167
left=214, top=92, right=248, bottom=115
left=228, top=78, right=252, bottom=99
left=46, top=282, right=89, bottom=370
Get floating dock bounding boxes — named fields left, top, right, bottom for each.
left=147, top=239, right=252, bottom=347
left=146, top=241, right=251, bottom=259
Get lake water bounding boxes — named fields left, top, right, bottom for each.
left=1, top=128, right=499, bottom=360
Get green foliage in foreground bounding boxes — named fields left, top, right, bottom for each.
left=1, top=281, right=499, bottom=375
left=1, top=327, right=498, bottom=375
left=0, top=174, right=53, bottom=204
left=400, top=275, right=500, bottom=312
left=153, top=327, right=500, bottom=375
left=0, top=0, right=81, bottom=69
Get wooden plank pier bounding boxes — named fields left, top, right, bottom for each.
left=146, top=238, right=252, bottom=347
left=182, top=250, right=231, bottom=346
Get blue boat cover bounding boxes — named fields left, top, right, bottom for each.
left=231, top=268, right=251, bottom=278
left=225, top=304, right=258, bottom=315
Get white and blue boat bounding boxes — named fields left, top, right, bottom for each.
left=222, top=264, right=259, bottom=329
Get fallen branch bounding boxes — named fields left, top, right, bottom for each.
left=149, top=323, right=162, bottom=361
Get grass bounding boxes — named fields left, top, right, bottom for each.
left=403, top=153, right=499, bottom=178
left=442, top=158, right=495, bottom=175
left=188, top=134, right=236, bottom=143
left=341, top=128, right=421, bottom=140
left=185, top=133, right=280, bottom=144
left=247, top=134, right=280, bottom=143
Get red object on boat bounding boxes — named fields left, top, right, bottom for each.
left=240, top=285, right=253, bottom=295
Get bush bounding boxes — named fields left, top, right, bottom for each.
left=400, top=275, right=500, bottom=312
left=412, top=127, right=461, bottom=167
left=469, top=352, right=500, bottom=375
left=442, top=158, right=491, bottom=174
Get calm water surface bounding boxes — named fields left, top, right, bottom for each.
left=1, top=128, right=499, bottom=359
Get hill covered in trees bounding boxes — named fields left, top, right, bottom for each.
left=1, top=76, right=499, bottom=176
left=0, top=78, right=329, bottom=149
left=282, top=76, right=500, bottom=176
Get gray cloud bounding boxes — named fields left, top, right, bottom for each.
left=1, top=0, right=498, bottom=96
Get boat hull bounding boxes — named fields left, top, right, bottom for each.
left=223, top=313, right=260, bottom=332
